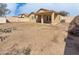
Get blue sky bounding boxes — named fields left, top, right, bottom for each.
left=6, top=3, right=79, bottom=16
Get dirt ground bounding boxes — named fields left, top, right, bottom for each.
left=0, top=22, right=69, bottom=55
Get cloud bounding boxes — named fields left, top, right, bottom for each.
left=19, top=3, right=79, bottom=16
left=7, top=3, right=17, bottom=16
left=6, top=3, right=79, bottom=16
left=15, top=3, right=26, bottom=15
left=19, top=3, right=56, bottom=14
left=6, top=3, right=26, bottom=16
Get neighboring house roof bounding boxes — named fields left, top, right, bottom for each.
left=19, top=13, right=29, bottom=17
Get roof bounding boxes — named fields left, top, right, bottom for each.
left=36, top=8, right=49, bottom=13
left=36, top=8, right=68, bottom=16
left=28, top=12, right=35, bottom=17
left=18, top=8, right=65, bottom=17
left=36, top=8, right=60, bottom=13
left=35, top=8, right=61, bottom=15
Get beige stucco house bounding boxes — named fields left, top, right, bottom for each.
left=34, top=8, right=63, bottom=25
left=7, top=8, right=73, bottom=24
left=26, top=8, right=65, bottom=25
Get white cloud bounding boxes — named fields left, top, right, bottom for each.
left=6, top=3, right=79, bottom=16
left=19, top=3, right=79, bottom=16
left=19, top=3, right=57, bottom=14
left=7, top=3, right=17, bottom=16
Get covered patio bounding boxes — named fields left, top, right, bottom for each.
left=35, top=11, right=58, bottom=24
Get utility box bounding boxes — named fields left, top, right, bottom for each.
left=0, top=17, right=6, bottom=23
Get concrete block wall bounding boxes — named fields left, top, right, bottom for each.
left=7, top=17, right=30, bottom=23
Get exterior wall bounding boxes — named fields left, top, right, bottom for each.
left=0, top=17, right=6, bottom=23
left=51, top=13, right=61, bottom=25
left=29, top=14, right=36, bottom=23
left=54, top=15, right=61, bottom=25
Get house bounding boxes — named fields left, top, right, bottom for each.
left=6, top=8, right=70, bottom=24
left=28, top=8, right=64, bottom=25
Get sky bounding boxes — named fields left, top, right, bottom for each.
left=6, top=3, right=79, bottom=16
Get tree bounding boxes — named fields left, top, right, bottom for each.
left=0, top=3, right=11, bottom=17
left=59, top=11, right=69, bottom=16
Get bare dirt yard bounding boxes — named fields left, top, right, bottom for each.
left=0, top=22, right=69, bottom=55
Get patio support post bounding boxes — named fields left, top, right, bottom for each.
left=51, top=13, right=54, bottom=25
left=41, top=15, right=44, bottom=24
